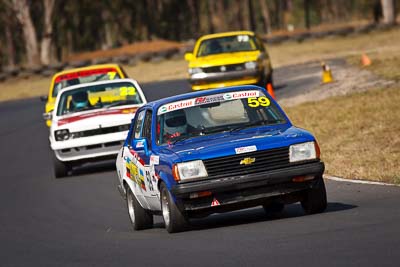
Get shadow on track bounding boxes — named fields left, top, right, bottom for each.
left=64, top=160, right=116, bottom=178
left=185, top=202, right=357, bottom=232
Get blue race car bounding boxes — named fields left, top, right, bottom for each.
left=116, top=85, right=327, bottom=233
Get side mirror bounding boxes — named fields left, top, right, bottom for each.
left=40, top=95, right=48, bottom=102
left=132, top=138, right=149, bottom=156
left=184, top=52, right=193, bottom=61
left=42, top=112, right=52, bottom=121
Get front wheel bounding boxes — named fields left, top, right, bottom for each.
left=126, top=187, right=153, bottom=230
left=301, top=177, right=327, bottom=214
left=160, top=183, right=187, bottom=233
left=257, top=72, right=273, bottom=89
left=53, top=154, right=71, bottom=178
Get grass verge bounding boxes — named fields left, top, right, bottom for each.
left=284, top=86, right=400, bottom=184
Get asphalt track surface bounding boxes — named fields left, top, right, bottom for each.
left=1, top=61, right=400, bottom=267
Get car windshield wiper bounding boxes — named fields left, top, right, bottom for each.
left=171, top=134, right=198, bottom=145
left=106, top=100, right=137, bottom=108
left=229, top=120, right=266, bottom=133
left=230, top=119, right=285, bottom=133
left=201, top=127, right=231, bottom=134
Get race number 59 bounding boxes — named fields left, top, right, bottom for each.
left=247, top=97, right=270, bottom=107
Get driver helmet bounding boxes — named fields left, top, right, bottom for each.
left=209, top=40, right=222, bottom=54
left=71, top=90, right=89, bottom=109
left=164, top=109, right=187, bottom=135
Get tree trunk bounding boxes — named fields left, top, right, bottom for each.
left=102, top=9, right=114, bottom=50
left=381, top=0, right=396, bottom=24
left=240, top=0, right=251, bottom=30
left=11, top=0, right=40, bottom=67
left=208, top=0, right=225, bottom=33
left=5, top=21, right=16, bottom=67
left=282, top=0, right=293, bottom=30
left=235, top=0, right=246, bottom=30
left=144, top=0, right=156, bottom=40
left=215, top=0, right=226, bottom=32
left=248, top=0, right=256, bottom=31
left=187, top=0, right=200, bottom=37
left=259, top=0, right=272, bottom=34
left=206, top=0, right=215, bottom=33
left=2, top=6, right=17, bottom=68
left=40, top=0, right=55, bottom=65
left=304, top=0, right=311, bottom=29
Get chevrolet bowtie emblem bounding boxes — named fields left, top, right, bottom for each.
left=240, top=157, right=256, bottom=165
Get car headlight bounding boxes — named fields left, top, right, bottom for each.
left=55, top=129, right=70, bottom=141
left=173, top=160, right=208, bottom=181
left=244, top=61, right=257, bottom=70
left=188, top=67, right=203, bottom=75
left=289, top=142, right=318, bottom=162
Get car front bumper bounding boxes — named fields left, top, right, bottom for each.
left=51, top=131, right=128, bottom=162
left=171, top=161, right=324, bottom=213
left=189, top=69, right=263, bottom=90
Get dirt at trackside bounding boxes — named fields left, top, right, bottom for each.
left=66, top=40, right=186, bottom=62
left=278, top=61, right=396, bottom=107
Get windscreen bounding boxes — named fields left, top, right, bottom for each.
left=197, top=35, right=259, bottom=57
left=156, top=90, right=286, bottom=145
left=56, top=81, right=143, bottom=116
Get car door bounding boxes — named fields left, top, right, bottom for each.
left=124, top=109, right=159, bottom=210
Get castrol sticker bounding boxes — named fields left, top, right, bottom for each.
left=158, top=90, right=261, bottom=115
left=223, top=90, right=259, bottom=100
left=158, top=99, right=195, bottom=115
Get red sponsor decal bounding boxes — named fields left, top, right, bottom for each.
left=57, top=107, right=137, bottom=126
left=195, top=97, right=206, bottom=104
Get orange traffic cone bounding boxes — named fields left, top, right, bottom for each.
left=361, top=53, right=372, bottom=66
left=321, top=62, right=334, bottom=84
left=266, top=83, right=276, bottom=99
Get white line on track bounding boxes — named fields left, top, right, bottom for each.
left=324, top=175, right=398, bottom=187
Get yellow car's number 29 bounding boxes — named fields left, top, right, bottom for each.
left=120, top=86, right=136, bottom=96
left=247, top=97, right=270, bottom=107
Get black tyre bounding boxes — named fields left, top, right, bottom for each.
left=53, top=154, right=71, bottom=178
left=160, top=183, right=187, bottom=233
left=263, top=202, right=284, bottom=217
left=257, top=73, right=273, bottom=89
left=301, top=177, right=328, bottom=214
left=266, top=73, right=274, bottom=87
left=126, top=187, right=153, bottom=230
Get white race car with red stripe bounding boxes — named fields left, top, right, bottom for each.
left=48, top=78, right=147, bottom=178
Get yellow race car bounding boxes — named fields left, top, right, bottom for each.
left=185, top=31, right=273, bottom=90
left=42, top=64, right=128, bottom=127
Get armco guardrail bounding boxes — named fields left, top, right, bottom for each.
left=0, top=23, right=396, bottom=82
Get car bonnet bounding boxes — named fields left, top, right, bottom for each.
left=161, top=126, right=315, bottom=162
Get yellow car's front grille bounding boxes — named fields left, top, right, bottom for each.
left=203, top=63, right=245, bottom=73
